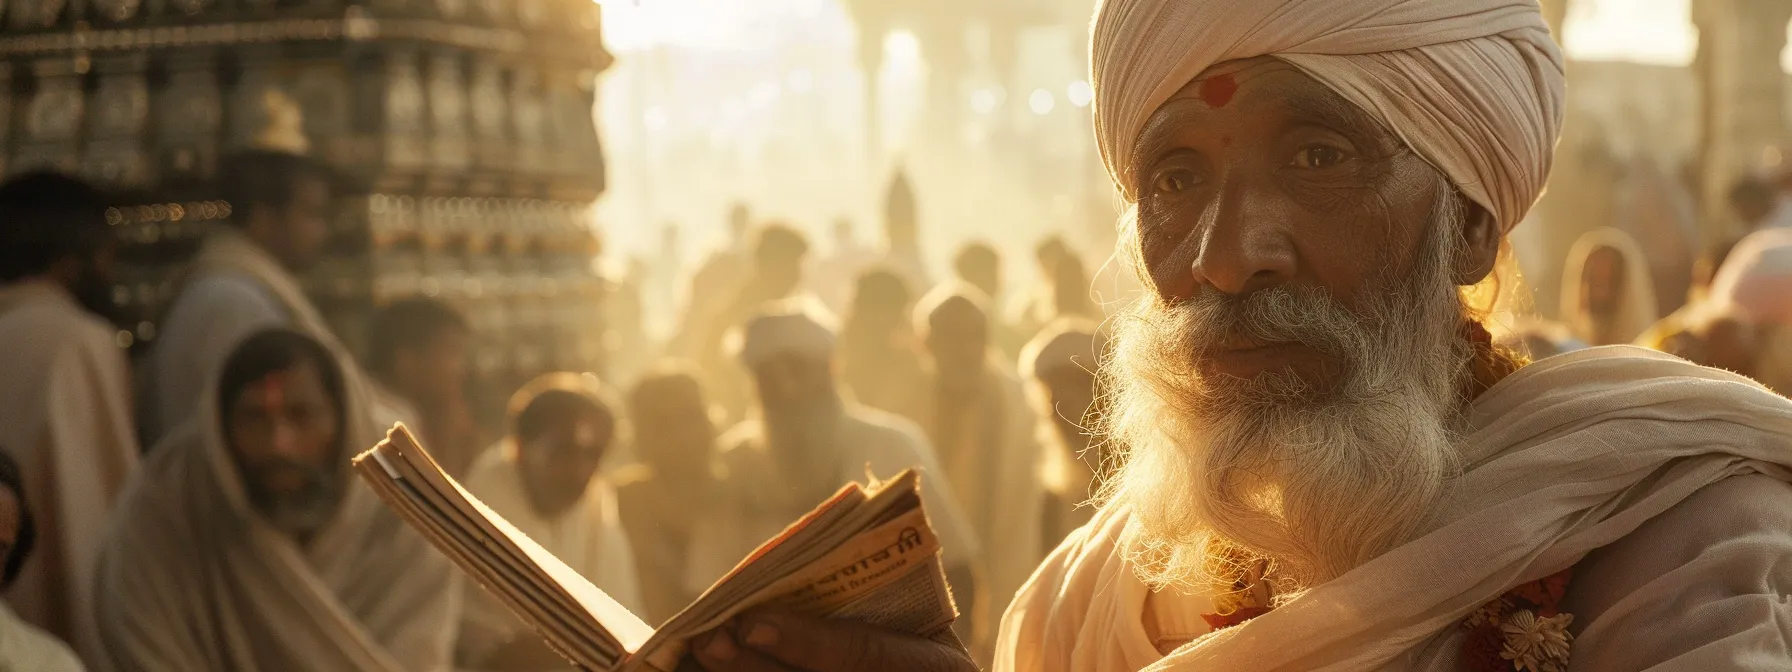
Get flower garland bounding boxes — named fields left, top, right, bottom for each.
left=1197, top=566, right=1575, bottom=672
left=1461, top=568, right=1575, bottom=672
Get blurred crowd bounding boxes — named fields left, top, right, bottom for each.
left=1506, top=174, right=1792, bottom=394
left=0, top=144, right=1788, bottom=671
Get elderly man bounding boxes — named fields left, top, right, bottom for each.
left=686, top=1, right=1792, bottom=671
left=0, top=172, right=138, bottom=665
left=460, top=372, right=641, bottom=670
left=683, top=302, right=980, bottom=625
left=97, top=329, right=458, bottom=671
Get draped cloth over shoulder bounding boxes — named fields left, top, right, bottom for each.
left=997, top=347, right=1792, bottom=670
left=1089, top=0, right=1566, bottom=233
left=96, top=330, right=459, bottom=672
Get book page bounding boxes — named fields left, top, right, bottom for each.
left=629, top=483, right=956, bottom=671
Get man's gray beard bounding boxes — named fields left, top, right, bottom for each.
left=250, top=472, right=346, bottom=539
left=1102, top=189, right=1474, bottom=594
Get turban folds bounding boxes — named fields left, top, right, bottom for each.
left=1091, top=0, right=1565, bottom=233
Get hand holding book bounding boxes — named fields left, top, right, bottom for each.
left=353, top=424, right=970, bottom=672
left=680, top=609, right=978, bottom=672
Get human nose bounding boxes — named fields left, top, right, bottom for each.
left=268, top=420, right=304, bottom=460
left=1187, top=178, right=1296, bottom=297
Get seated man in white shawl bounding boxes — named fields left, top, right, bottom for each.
left=684, top=1, right=1792, bottom=670
left=96, top=329, right=459, bottom=671
left=459, top=372, right=643, bottom=670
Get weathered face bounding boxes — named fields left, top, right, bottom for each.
left=225, top=361, right=345, bottom=537
left=1129, top=58, right=1491, bottom=388
left=518, top=412, right=612, bottom=518
left=1581, top=246, right=1626, bottom=316
left=1107, top=58, right=1501, bottom=588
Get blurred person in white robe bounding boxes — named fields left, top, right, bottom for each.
left=685, top=0, right=1792, bottom=670
left=97, top=329, right=458, bottom=671
left=690, top=224, right=814, bottom=423
left=952, top=241, right=1027, bottom=358
left=1018, top=320, right=1110, bottom=551
left=683, top=302, right=980, bottom=636
left=141, top=149, right=363, bottom=446
left=459, top=372, right=642, bottom=670
left=367, top=297, right=481, bottom=478
left=0, top=449, right=85, bottom=672
left=1559, top=227, right=1659, bottom=346
left=914, top=286, right=1046, bottom=657
left=837, top=268, right=928, bottom=426
left=0, top=172, right=137, bottom=666
left=613, top=365, right=722, bottom=624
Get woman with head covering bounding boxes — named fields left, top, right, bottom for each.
left=1560, top=227, right=1660, bottom=346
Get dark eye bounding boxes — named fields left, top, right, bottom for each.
left=1152, top=169, right=1196, bottom=195
left=1292, top=145, right=1348, bottom=169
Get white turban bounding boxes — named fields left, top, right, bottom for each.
left=733, top=298, right=839, bottom=368
left=1091, top=0, right=1565, bottom=233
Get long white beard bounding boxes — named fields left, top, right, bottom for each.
left=1102, top=187, right=1474, bottom=594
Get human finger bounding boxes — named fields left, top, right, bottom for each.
left=687, top=626, right=803, bottom=672
left=733, top=610, right=977, bottom=672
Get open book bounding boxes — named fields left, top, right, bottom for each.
left=353, top=424, right=963, bottom=671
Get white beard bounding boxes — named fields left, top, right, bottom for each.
left=1102, top=186, right=1475, bottom=594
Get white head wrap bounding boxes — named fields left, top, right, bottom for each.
left=1090, top=0, right=1565, bottom=232
left=733, top=298, right=840, bottom=368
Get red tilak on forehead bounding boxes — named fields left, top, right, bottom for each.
left=258, top=372, right=289, bottom=409
left=1199, top=73, right=1238, bottom=108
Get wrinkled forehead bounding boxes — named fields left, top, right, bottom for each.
left=1131, top=57, right=1402, bottom=165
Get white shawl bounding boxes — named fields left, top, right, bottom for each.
left=998, top=346, right=1792, bottom=670
left=95, top=335, right=459, bottom=672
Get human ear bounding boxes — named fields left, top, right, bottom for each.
left=1453, top=198, right=1500, bottom=285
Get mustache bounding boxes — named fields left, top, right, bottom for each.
left=1170, top=284, right=1373, bottom=360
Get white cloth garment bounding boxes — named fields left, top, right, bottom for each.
left=997, top=346, right=1792, bottom=671
left=458, top=441, right=644, bottom=658
left=95, top=332, right=460, bottom=672
left=1088, top=0, right=1565, bottom=233
left=0, top=601, right=84, bottom=672
left=0, top=281, right=138, bottom=667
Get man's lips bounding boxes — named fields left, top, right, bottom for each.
left=1199, top=340, right=1316, bottom=378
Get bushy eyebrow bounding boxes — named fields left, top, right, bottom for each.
left=1280, top=85, right=1398, bottom=149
